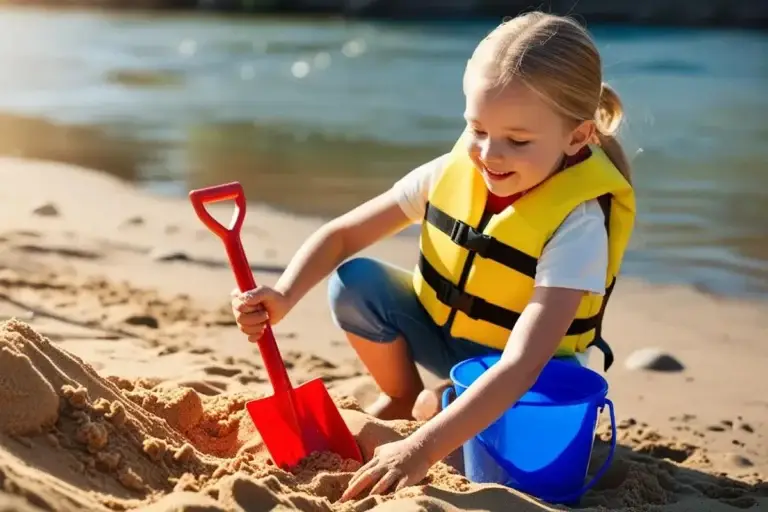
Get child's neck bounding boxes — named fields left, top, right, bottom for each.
left=484, top=146, right=591, bottom=215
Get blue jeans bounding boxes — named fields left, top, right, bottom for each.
left=327, top=257, right=581, bottom=379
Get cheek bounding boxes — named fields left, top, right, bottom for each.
left=466, top=139, right=483, bottom=167
left=519, top=146, right=560, bottom=175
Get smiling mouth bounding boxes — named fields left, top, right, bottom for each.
left=482, top=166, right=515, bottom=180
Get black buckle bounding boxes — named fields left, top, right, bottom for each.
left=464, top=229, right=492, bottom=256
left=449, top=222, right=468, bottom=245
left=449, top=222, right=491, bottom=257
left=436, top=281, right=475, bottom=317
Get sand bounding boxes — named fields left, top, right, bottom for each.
left=0, top=156, right=766, bottom=512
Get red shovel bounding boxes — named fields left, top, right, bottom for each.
left=189, top=182, right=362, bottom=469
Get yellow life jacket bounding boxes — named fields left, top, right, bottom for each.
left=412, top=135, right=636, bottom=371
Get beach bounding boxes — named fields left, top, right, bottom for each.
left=0, top=156, right=765, bottom=511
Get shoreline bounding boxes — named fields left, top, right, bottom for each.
left=12, top=142, right=768, bottom=303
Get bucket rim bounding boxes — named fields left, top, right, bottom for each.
left=449, top=355, right=609, bottom=407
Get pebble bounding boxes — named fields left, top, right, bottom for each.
left=624, top=348, right=685, bottom=372
left=123, top=315, right=159, bottom=329
left=32, top=203, right=59, bottom=217
left=724, top=453, right=754, bottom=468
left=121, top=216, right=144, bottom=227
left=149, top=248, right=191, bottom=262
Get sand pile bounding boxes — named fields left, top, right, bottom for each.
left=0, top=319, right=470, bottom=512
left=0, top=317, right=766, bottom=512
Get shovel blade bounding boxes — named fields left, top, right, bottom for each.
left=245, top=378, right=362, bottom=469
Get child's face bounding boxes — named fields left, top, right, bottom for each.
left=463, top=77, right=594, bottom=198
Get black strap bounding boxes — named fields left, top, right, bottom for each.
left=418, top=254, right=600, bottom=336
left=588, top=336, right=614, bottom=372
left=597, top=194, right=612, bottom=232
left=425, top=203, right=538, bottom=279
left=587, top=277, right=616, bottom=372
left=587, top=194, right=615, bottom=372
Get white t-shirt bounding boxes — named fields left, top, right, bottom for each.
left=392, top=154, right=608, bottom=295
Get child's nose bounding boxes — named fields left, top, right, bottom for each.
left=480, top=139, right=506, bottom=165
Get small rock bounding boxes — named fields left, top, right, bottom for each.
left=32, top=203, right=59, bottom=217
left=121, top=216, right=144, bottom=227
left=124, top=315, right=159, bottom=329
left=150, top=248, right=191, bottom=262
left=724, top=453, right=754, bottom=468
left=624, top=348, right=685, bottom=372
left=739, top=422, right=755, bottom=434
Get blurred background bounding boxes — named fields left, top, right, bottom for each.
left=0, top=2, right=766, bottom=297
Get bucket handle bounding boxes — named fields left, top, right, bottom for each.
left=441, top=388, right=617, bottom=505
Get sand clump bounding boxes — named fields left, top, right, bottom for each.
left=0, top=319, right=468, bottom=511
left=0, top=338, right=60, bottom=435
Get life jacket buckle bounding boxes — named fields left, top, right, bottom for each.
left=449, top=221, right=491, bottom=257
left=449, top=222, right=468, bottom=245
left=464, top=229, right=492, bottom=256
left=436, top=281, right=476, bottom=317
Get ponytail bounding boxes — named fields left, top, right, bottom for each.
left=595, top=83, right=632, bottom=185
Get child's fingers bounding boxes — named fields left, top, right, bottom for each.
left=234, top=296, right=265, bottom=313
left=238, top=309, right=269, bottom=326
left=233, top=286, right=273, bottom=311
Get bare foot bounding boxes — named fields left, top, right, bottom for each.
left=412, top=380, right=453, bottom=421
left=364, top=393, right=418, bottom=421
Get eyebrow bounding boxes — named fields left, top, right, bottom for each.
left=503, top=126, right=533, bottom=133
left=465, top=118, right=533, bottom=134
left=467, top=119, right=533, bottom=133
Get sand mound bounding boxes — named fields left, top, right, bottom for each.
left=0, top=319, right=471, bottom=511
left=0, top=318, right=766, bottom=512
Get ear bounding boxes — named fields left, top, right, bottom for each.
left=564, top=120, right=596, bottom=156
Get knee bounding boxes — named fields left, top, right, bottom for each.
left=327, top=257, right=379, bottom=321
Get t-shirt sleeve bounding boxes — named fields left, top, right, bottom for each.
left=534, top=199, right=609, bottom=295
left=391, top=153, right=449, bottom=223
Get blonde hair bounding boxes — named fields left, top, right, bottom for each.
left=464, top=12, right=632, bottom=184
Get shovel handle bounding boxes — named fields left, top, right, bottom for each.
left=189, top=182, right=293, bottom=395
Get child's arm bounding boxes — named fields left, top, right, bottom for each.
left=340, top=285, right=584, bottom=501
left=275, top=189, right=413, bottom=308
left=232, top=154, right=442, bottom=341
left=414, top=285, right=584, bottom=465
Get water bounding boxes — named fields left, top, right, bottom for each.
left=0, top=7, right=766, bottom=298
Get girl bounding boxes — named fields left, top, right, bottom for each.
left=232, top=11, right=636, bottom=501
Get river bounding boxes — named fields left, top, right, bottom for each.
left=0, top=7, right=766, bottom=297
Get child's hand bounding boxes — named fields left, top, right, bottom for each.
left=340, top=438, right=432, bottom=502
left=230, top=286, right=292, bottom=342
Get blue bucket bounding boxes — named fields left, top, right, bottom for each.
left=442, top=354, right=616, bottom=505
